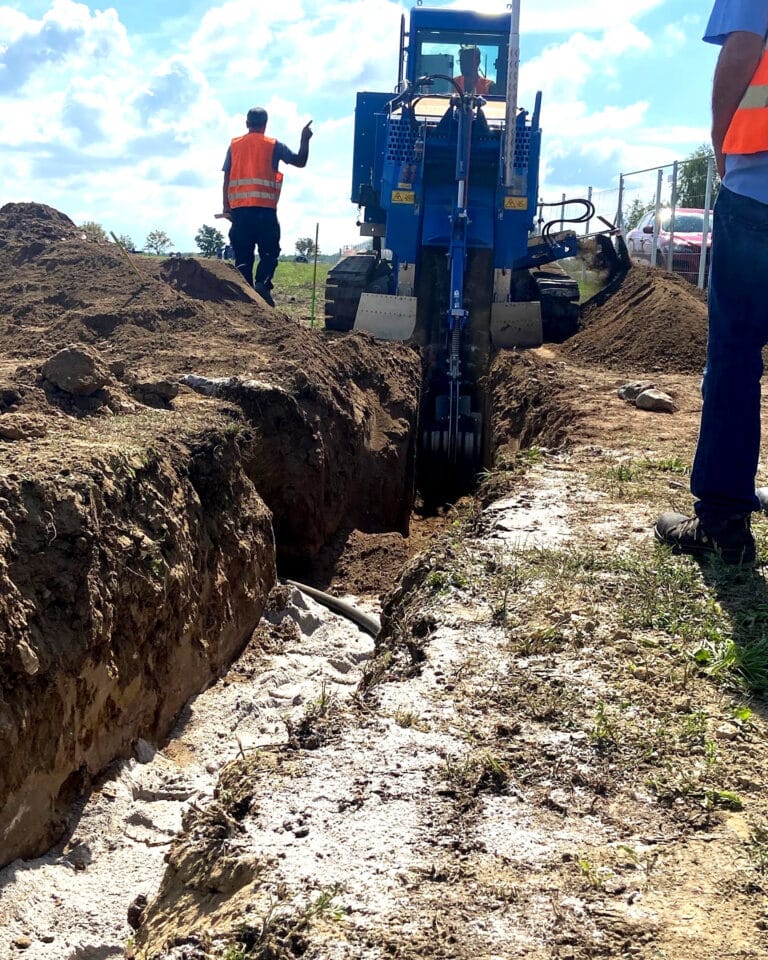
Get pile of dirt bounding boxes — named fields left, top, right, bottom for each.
left=564, top=265, right=708, bottom=373
left=489, top=350, right=579, bottom=461
left=0, top=201, right=421, bottom=866
left=0, top=202, right=421, bottom=559
left=0, top=202, right=82, bottom=259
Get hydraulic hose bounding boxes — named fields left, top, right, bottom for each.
left=281, top=578, right=381, bottom=638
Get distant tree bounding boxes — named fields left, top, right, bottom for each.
left=112, top=232, right=136, bottom=251
left=80, top=220, right=108, bottom=242
left=144, top=229, right=173, bottom=256
left=195, top=224, right=225, bottom=258
left=677, top=143, right=720, bottom=208
left=295, top=236, right=318, bottom=258
left=624, top=197, right=655, bottom=230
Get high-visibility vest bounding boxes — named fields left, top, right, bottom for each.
left=227, top=133, right=284, bottom=208
left=723, top=45, right=768, bottom=155
left=455, top=75, right=492, bottom=95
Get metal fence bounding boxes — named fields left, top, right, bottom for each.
left=538, top=152, right=718, bottom=290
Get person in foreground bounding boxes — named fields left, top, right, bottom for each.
left=655, top=0, right=768, bottom=566
left=222, top=107, right=312, bottom=307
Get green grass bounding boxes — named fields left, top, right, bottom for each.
left=271, top=260, right=331, bottom=327
left=598, top=455, right=691, bottom=501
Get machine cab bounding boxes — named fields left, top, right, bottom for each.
left=405, top=8, right=511, bottom=99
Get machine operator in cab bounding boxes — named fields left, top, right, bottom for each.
left=222, top=107, right=312, bottom=307
left=454, top=44, right=493, bottom=94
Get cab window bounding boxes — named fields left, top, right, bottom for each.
left=412, top=29, right=507, bottom=95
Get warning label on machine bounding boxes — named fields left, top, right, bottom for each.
left=504, top=197, right=528, bottom=210
left=391, top=190, right=415, bottom=204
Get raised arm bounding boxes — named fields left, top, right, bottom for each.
left=285, top=121, right=313, bottom=168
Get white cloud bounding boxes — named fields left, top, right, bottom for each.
left=520, top=25, right=651, bottom=106
left=446, top=0, right=664, bottom=32
left=660, top=23, right=686, bottom=53
left=187, top=0, right=305, bottom=65
left=0, top=0, right=131, bottom=93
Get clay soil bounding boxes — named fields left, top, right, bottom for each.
left=2, top=202, right=768, bottom=960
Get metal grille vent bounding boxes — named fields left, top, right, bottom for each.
left=513, top=126, right=531, bottom=169
left=386, top=118, right=417, bottom=162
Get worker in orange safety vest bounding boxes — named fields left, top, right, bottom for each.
left=222, top=107, right=312, bottom=307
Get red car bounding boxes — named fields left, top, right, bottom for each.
left=625, top=207, right=713, bottom=283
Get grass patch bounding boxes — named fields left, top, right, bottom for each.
left=271, top=260, right=331, bottom=327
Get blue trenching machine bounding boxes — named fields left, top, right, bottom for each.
left=324, top=3, right=623, bottom=488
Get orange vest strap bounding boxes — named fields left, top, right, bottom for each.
left=723, top=47, right=768, bottom=155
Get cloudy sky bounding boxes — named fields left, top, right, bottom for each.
left=1, top=0, right=718, bottom=254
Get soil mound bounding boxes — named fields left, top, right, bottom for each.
left=564, top=266, right=708, bottom=373
left=0, top=202, right=85, bottom=277
left=0, top=203, right=420, bottom=558
left=159, top=256, right=261, bottom=302
left=0, top=201, right=81, bottom=247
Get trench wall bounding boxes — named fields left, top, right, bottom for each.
left=0, top=434, right=275, bottom=866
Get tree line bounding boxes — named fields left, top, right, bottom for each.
left=78, top=222, right=320, bottom=259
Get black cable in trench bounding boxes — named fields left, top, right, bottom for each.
left=280, top=578, right=381, bottom=638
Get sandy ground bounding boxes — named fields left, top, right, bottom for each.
left=0, top=587, right=377, bottom=958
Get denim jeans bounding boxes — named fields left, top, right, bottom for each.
left=229, top=206, right=281, bottom=289
left=691, top=187, right=768, bottom=523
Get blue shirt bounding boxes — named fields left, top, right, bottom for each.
left=222, top=139, right=297, bottom=173
left=705, top=0, right=768, bottom=203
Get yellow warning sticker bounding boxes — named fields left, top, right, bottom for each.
left=504, top=196, right=528, bottom=210
left=391, top=190, right=415, bottom=204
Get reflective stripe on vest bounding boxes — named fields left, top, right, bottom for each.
left=228, top=133, right=284, bottom=208
left=723, top=45, right=768, bottom=155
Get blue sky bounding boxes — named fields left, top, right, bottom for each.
left=0, top=0, right=718, bottom=254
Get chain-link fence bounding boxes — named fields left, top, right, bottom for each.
left=539, top=152, right=718, bottom=290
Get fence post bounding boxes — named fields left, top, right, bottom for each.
left=310, top=222, right=320, bottom=329
left=666, top=160, right=679, bottom=272
left=698, top=156, right=714, bottom=289
left=651, top=167, right=664, bottom=266
left=585, top=185, right=592, bottom=234
left=560, top=192, right=566, bottom=233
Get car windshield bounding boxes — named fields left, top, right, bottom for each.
left=661, top=213, right=706, bottom=233
left=413, top=29, right=507, bottom=94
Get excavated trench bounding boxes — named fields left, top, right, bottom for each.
left=0, top=342, right=573, bottom=875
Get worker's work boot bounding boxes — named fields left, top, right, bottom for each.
left=654, top=512, right=755, bottom=565
left=253, top=282, right=275, bottom=308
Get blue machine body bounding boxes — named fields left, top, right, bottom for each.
left=349, top=7, right=565, bottom=278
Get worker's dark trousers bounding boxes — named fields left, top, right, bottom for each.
left=691, top=187, right=768, bottom=522
left=229, top=206, right=281, bottom=289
